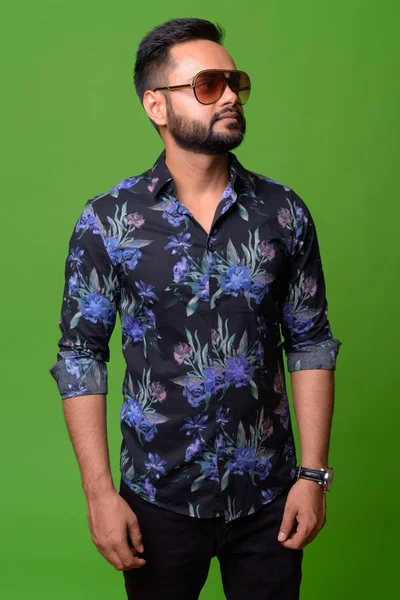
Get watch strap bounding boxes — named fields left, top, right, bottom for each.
left=296, top=466, right=325, bottom=484
left=296, top=466, right=331, bottom=490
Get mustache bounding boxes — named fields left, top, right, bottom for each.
left=211, top=107, right=244, bottom=126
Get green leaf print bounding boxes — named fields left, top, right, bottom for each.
left=191, top=475, right=206, bottom=492
left=250, top=379, right=259, bottom=399
left=227, top=238, right=240, bottom=265
left=186, top=295, right=199, bottom=317
left=237, top=202, right=249, bottom=221
left=69, top=311, right=82, bottom=329
left=221, top=469, right=230, bottom=491
left=89, top=267, right=100, bottom=292
left=237, top=421, right=247, bottom=446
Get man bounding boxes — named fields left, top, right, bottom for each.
left=49, top=17, right=342, bottom=600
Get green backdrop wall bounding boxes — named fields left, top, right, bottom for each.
left=1, top=1, right=398, bottom=598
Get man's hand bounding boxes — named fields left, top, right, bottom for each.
left=277, top=478, right=326, bottom=550
left=86, top=488, right=146, bottom=571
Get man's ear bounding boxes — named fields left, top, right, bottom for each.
left=143, top=90, right=167, bottom=128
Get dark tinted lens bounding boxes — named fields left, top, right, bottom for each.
left=194, top=72, right=226, bottom=104
left=228, top=71, right=251, bottom=105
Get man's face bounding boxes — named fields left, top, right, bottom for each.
left=161, top=39, right=247, bottom=155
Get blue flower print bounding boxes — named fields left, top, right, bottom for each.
left=162, top=199, right=187, bottom=227
left=293, top=314, right=315, bottom=336
left=215, top=433, right=227, bottom=454
left=224, top=357, right=252, bottom=388
left=79, top=292, right=112, bottom=325
left=221, top=195, right=237, bottom=215
left=282, top=303, right=315, bottom=336
left=200, top=455, right=219, bottom=481
left=248, top=280, right=268, bottom=304
left=67, top=247, right=84, bottom=268
left=75, top=207, right=100, bottom=235
left=135, top=281, right=159, bottom=304
left=256, top=314, right=268, bottom=338
left=193, top=273, right=210, bottom=301
left=220, top=183, right=237, bottom=215
left=221, top=265, right=252, bottom=296
left=65, top=357, right=82, bottom=379
left=110, top=177, right=140, bottom=193
left=180, top=414, right=209, bottom=437
left=164, top=232, right=192, bottom=254
left=104, top=237, right=123, bottom=266
left=122, top=248, right=142, bottom=270
left=141, top=477, right=156, bottom=500
left=228, top=447, right=257, bottom=475
left=144, top=453, right=167, bottom=479
left=207, top=252, right=217, bottom=273
left=203, top=368, right=225, bottom=396
left=185, top=438, right=203, bottom=462
left=143, top=306, right=156, bottom=327
left=104, top=239, right=142, bottom=271
left=296, top=206, right=305, bottom=223
left=281, top=303, right=294, bottom=330
left=261, top=489, right=275, bottom=504
left=182, top=381, right=207, bottom=407
left=68, top=272, right=79, bottom=295
left=121, top=395, right=143, bottom=427
left=65, top=382, right=89, bottom=397
left=138, top=419, right=158, bottom=442
left=254, top=458, right=272, bottom=480
left=122, top=316, right=146, bottom=345
left=173, top=256, right=190, bottom=282
left=216, top=407, right=230, bottom=426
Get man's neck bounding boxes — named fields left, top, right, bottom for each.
left=164, top=146, right=230, bottom=204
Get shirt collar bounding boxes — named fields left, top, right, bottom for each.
left=147, top=149, right=256, bottom=200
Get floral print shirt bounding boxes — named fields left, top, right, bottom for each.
left=49, top=150, right=342, bottom=522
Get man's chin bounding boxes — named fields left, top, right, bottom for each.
left=205, top=137, right=245, bottom=155
left=215, top=132, right=245, bottom=149
left=169, top=128, right=245, bottom=155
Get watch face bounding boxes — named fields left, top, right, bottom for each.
left=327, top=468, right=334, bottom=490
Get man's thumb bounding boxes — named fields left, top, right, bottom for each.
left=278, top=505, right=295, bottom=541
left=128, top=521, right=144, bottom=553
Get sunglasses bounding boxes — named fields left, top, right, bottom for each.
left=153, top=69, right=251, bottom=106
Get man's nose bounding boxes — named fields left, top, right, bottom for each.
left=219, top=81, right=241, bottom=106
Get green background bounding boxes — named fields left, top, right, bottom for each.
left=1, top=1, right=398, bottom=598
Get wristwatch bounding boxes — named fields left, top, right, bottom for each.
left=295, top=466, right=334, bottom=492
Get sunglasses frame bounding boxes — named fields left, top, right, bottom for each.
left=153, top=69, right=251, bottom=105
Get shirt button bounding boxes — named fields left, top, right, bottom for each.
left=208, top=243, right=216, bottom=252
left=215, top=298, right=221, bottom=307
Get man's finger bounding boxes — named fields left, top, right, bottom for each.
left=277, top=503, right=297, bottom=542
left=282, top=520, right=310, bottom=550
left=128, top=519, right=144, bottom=554
left=107, top=546, right=146, bottom=571
left=116, top=540, right=146, bottom=571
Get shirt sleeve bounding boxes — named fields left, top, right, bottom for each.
left=49, top=200, right=120, bottom=399
left=278, top=189, right=342, bottom=372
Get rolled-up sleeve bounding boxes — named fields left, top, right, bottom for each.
left=49, top=200, right=120, bottom=399
left=278, top=190, right=342, bottom=372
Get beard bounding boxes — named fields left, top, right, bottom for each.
left=165, top=100, right=246, bottom=155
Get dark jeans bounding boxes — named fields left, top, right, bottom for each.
left=118, top=478, right=303, bottom=600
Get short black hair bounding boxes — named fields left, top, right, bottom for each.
left=133, top=18, right=225, bottom=128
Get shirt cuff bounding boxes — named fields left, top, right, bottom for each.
left=286, top=337, right=342, bottom=372
left=49, top=351, right=108, bottom=399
